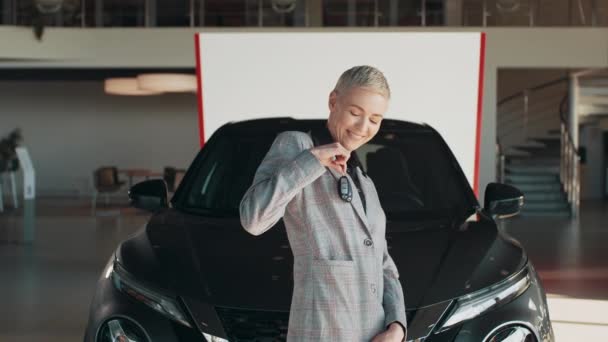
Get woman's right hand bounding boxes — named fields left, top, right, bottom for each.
left=310, top=143, right=351, bottom=175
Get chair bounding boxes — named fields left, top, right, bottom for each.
left=0, top=158, right=18, bottom=212
left=92, top=166, right=125, bottom=214
left=173, top=169, right=186, bottom=191
left=163, top=167, right=186, bottom=193
left=163, top=166, right=177, bottom=192
left=7, top=158, right=19, bottom=209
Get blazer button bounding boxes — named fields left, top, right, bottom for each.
left=364, top=238, right=373, bottom=246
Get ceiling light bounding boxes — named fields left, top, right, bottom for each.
left=137, top=73, right=197, bottom=93
left=104, top=78, right=163, bottom=96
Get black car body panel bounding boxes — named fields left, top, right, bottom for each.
left=137, top=209, right=526, bottom=311
left=84, top=118, right=553, bottom=342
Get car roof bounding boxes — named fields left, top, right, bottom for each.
left=223, top=117, right=433, bottom=134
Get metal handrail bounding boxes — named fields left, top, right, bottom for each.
left=498, top=77, right=568, bottom=106
left=499, top=102, right=563, bottom=131
left=496, top=142, right=506, bottom=184
left=497, top=77, right=567, bottom=155
left=558, top=94, right=580, bottom=152
left=497, top=75, right=580, bottom=217
left=558, top=93, right=580, bottom=217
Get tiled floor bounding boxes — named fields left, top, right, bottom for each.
left=0, top=198, right=148, bottom=342
left=0, top=198, right=607, bottom=341
left=502, top=200, right=608, bottom=340
left=503, top=200, right=608, bottom=300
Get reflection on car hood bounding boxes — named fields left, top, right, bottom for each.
left=142, top=209, right=526, bottom=311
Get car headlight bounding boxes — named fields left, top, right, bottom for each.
left=111, top=260, right=193, bottom=328
left=439, top=267, right=531, bottom=330
left=202, top=332, right=229, bottom=342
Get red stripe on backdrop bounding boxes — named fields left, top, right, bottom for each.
left=474, top=33, right=486, bottom=197
left=194, top=34, right=206, bottom=148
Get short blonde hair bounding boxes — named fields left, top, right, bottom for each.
left=334, top=65, right=391, bottom=99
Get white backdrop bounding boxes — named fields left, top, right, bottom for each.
left=195, top=32, right=485, bottom=193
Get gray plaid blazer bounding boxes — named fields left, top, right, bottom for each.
left=239, top=131, right=407, bottom=341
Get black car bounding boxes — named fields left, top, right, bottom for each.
left=84, top=118, right=554, bottom=342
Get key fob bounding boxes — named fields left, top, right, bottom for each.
left=338, top=176, right=352, bottom=202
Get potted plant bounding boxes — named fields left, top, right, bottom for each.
left=0, top=129, right=23, bottom=172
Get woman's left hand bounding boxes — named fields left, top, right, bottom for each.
left=370, top=323, right=405, bottom=342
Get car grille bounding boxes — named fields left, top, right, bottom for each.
left=215, top=306, right=289, bottom=342
left=213, top=307, right=442, bottom=341
left=213, top=308, right=427, bottom=341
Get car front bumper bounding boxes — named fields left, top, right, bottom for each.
left=84, top=261, right=554, bottom=342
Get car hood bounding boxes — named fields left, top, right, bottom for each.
left=136, top=209, right=526, bottom=311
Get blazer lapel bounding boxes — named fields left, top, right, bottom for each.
left=326, top=167, right=372, bottom=236
left=307, top=128, right=373, bottom=235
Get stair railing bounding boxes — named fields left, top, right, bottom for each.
left=498, top=76, right=580, bottom=216
left=497, top=77, right=567, bottom=156
left=496, top=141, right=506, bottom=183
left=559, top=94, right=581, bottom=217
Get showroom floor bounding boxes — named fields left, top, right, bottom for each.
left=502, top=200, right=608, bottom=340
left=0, top=198, right=607, bottom=341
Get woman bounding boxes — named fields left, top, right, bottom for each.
left=240, top=65, right=407, bottom=342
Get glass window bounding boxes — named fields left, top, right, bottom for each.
left=101, top=0, right=146, bottom=27
left=486, top=0, right=535, bottom=26
left=323, top=0, right=376, bottom=26
left=203, top=0, right=258, bottom=27
left=157, top=0, right=191, bottom=26
left=1, top=0, right=14, bottom=25
left=376, top=0, right=421, bottom=26
left=535, top=0, right=571, bottom=26
left=323, top=0, right=444, bottom=27
left=461, top=0, right=484, bottom=26
left=6, top=0, right=608, bottom=28
left=355, top=131, right=468, bottom=219
left=562, top=0, right=608, bottom=26
left=322, top=0, right=348, bottom=26
left=184, top=131, right=276, bottom=215
left=181, top=126, right=473, bottom=221
left=259, top=0, right=308, bottom=27
left=460, top=0, right=608, bottom=27
left=14, top=1, right=33, bottom=26
left=14, top=0, right=83, bottom=27
left=424, top=0, right=444, bottom=25
left=594, top=0, right=608, bottom=26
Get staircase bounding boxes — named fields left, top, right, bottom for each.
left=504, top=131, right=570, bottom=217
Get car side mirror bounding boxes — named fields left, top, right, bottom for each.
left=128, top=179, right=169, bottom=212
left=483, top=183, right=524, bottom=219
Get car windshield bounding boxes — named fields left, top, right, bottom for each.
left=178, top=126, right=475, bottom=221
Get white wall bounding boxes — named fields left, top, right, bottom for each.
left=3, top=27, right=608, bottom=201
left=0, top=81, right=199, bottom=196
left=199, top=32, right=483, bottom=191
